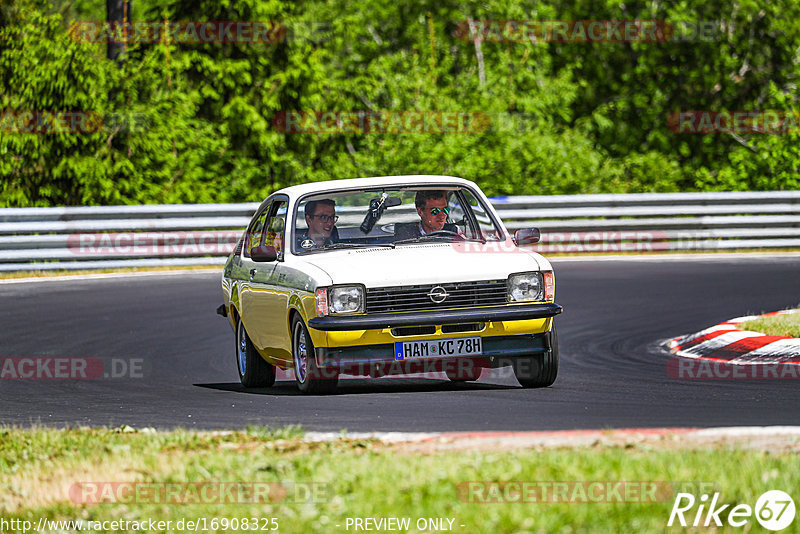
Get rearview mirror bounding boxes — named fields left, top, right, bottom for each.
left=514, top=228, right=541, bottom=246
left=360, top=194, right=401, bottom=234
left=250, top=245, right=278, bottom=262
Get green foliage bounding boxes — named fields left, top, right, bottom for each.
left=3, top=426, right=800, bottom=533
left=1, top=0, right=798, bottom=206
left=1, top=1, right=109, bottom=206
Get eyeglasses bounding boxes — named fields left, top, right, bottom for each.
left=430, top=207, right=450, bottom=216
left=311, top=214, right=339, bottom=223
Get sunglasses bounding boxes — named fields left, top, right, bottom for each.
left=311, top=215, right=339, bottom=223
left=430, top=207, right=450, bottom=216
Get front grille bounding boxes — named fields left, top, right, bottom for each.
left=366, top=280, right=507, bottom=313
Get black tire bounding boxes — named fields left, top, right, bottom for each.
left=292, top=316, right=338, bottom=394
left=236, top=314, right=276, bottom=388
left=445, top=359, right=483, bottom=382
left=513, top=326, right=559, bottom=388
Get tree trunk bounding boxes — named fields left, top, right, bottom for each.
left=106, top=0, right=131, bottom=62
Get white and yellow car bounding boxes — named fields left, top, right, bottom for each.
left=219, top=175, right=562, bottom=394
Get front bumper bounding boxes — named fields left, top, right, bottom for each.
left=308, top=303, right=562, bottom=331
left=316, top=332, right=552, bottom=375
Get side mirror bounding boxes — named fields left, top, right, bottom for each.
left=514, top=228, right=541, bottom=246
left=250, top=245, right=278, bottom=262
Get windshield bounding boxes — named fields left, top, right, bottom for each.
left=292, top=185, right=504, bottom=254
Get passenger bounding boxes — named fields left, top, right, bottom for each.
left=297, top=199, right=339, bottom=249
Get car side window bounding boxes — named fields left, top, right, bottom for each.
left=461, top=189, right=503, bottom=241
left=244, top=205, right=271, bottom=258
left=263, top=201, right=287, bottom=259
left=447, top=191, right=474, bottom=238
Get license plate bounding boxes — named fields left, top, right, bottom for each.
left=394, top=336, right=483, bottom=361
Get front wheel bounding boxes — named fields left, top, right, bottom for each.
left=292, top=316, right=338, bottom=394
left=236, top=315, right=276, bottom=388
left=513, top=326, right=559, bottom=388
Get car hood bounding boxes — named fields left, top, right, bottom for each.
left=298, top=243, right=549, bottom=287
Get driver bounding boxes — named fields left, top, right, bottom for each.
left=394, top=190, right=459, bottom=240
left=297, top=198, right=338, bottom=249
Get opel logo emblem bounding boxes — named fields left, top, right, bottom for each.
left=428, top=285, right=449, bottom=304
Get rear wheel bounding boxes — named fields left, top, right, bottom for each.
left=513, top=326, right=559, bottom=388
left=292, top=316, right=338, bottom=394
left=236, top=315, right=276, bottom=388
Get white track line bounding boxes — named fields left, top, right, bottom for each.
left=304, top=426, right=800, bottom=445
left=552, top=252, right=800, bottom=262
left=0, top=268, right=219, bottom=285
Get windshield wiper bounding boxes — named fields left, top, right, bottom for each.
left=392, top=235, right=454, bottom=245
left=393, top=233, right=487, bottom=245
left=319, top=242, right=395, bottom=250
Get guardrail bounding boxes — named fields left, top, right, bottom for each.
left=1, top=191, right=799, bottom=271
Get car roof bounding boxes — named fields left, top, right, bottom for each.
left=273, top=175, right=477, bottom=199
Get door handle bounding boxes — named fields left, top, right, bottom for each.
left=249, top=269, right=257, bottom=279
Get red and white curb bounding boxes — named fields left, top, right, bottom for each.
left=667, top=310, right=800, bottom=365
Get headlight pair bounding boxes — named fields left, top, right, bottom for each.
left=315, top=274, right=553, bottom=315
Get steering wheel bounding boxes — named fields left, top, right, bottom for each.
left=424, top=230, right=465, bottom=241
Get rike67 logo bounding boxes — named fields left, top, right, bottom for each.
left=668, top=490, right=795, bottom=530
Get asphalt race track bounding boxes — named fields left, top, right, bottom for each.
left=2, top=256, right=800, bottom=432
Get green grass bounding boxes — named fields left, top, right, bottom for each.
left=740, top=309, right=800, bottom=337
left=2, top=427, right=799, bottom=533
